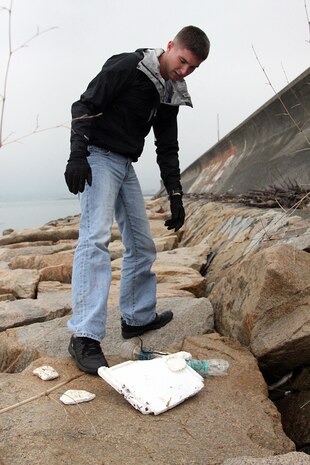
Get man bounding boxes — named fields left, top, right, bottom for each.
left=64, top=26, right=210, bottom=375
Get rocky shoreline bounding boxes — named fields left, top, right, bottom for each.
left=1, top=197, right=310, bottom=465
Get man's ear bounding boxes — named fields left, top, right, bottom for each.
left=166, top=40, right=174, bottom=52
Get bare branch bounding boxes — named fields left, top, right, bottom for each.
left=1, top=122, right=68, bottom=146
left=275, top=198, right=287, bottom=213
left=0, top=0, right=13, bottom=147
left=0, top=1, right=57, bottom=148
left=305, top=0, right=310, bottom=43
left=72, top=113, right=103, bottom=122
left=2, top=130, right=15, bottom=144
left=252, top=45, right=310, bottom=146
left=281, top=62, right=289, bottom=85
left=0, top=373, right=84, bottom=414
left=300, top=398, right=310, bottom=409
left=12, top=26, right=58, bottom=54
left=2, top=113, right=103, bottom=145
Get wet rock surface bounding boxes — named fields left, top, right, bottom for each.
left=1, top=197, right=310, bottom=463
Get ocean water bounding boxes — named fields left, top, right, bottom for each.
left=0, top=198, right=81, bottom=235
left=0, top=195, right=155, bottom=235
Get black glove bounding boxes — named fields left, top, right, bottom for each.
left=64, top=152, right=92, bottom=195
left=165, top=194, right=185, bottom=232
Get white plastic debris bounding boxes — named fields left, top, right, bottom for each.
left=165, top=354, right=187, bottom=372
left=60, top=389, right=96, bottom=405
left=98, top=352, right=204, bottom=415
left=33, top=365, right=59, bottom=381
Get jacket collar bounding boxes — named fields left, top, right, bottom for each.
left=136, top=48, right=193, bottom=108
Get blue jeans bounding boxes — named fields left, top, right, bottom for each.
left=67, top=146, right=157, bottom=341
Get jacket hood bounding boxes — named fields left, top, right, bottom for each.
left=136, top=48, right=193, bottom=108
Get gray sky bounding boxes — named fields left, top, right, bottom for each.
left=0, top=0, right=309, bottom=200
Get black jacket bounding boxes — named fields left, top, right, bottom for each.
left=70, top=49, right=192, bottom=192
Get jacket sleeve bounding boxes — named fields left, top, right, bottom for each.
left=70, top=53, right=139, bottom=155
left=153, top=104, right=182, bottom=194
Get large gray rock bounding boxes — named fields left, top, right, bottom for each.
left=210, top=244, right=310, bottom=377
left=0, top=226, right=79, bottom=246
left=179, top=199, right=310, bottom=288
left=0, top=297, right=213, bottom=372
left=10, top=250, right=74, bottom=271
left=0, top=241, right=76, bottom=263
left=0, top=287, right=72, bottom=332
left=155, top=242, right=210, bottom=271
left=0, top=333, right=294, bottom=465
left=104, top=297, right=214, bottom=354
left=0, top=268, right=40, bottom=299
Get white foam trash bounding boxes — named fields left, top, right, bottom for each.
left=60, top=390, right=96, bottom=405
left=33, top=365, right=59, bottom=381
left=98, top=352, right=204, bottom=415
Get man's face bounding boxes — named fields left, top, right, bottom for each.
left=160, top=40, right=204, bottom=81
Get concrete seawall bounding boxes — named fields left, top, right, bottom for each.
left=181, top=67, right=310, bottom=195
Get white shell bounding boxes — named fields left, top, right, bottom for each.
left=33, top=365, right=59, bottom=381
left=166, top=355, right=187, bottom=372
left=60, top=389, right=96, bottom=405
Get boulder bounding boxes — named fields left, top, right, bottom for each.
left=0, top=296, right=71, bottom=333
left=0, top=241, right=76, bottom=263
left=0, top=268, right=40, bottom=299
left=153, top=265, right=207, bottom=297
left=0, top=297, right=214, bottom=372
left=40, top=264, right=72, bottom=283
left=10, top=250, right=74, bottom=271
left=104, top=297, right=214, bottom=354
left=180, top=199, right=310, bottom=288
left=209, top=244, right=310, bottom=377
left=155, top=241, right=210, bottom=271
left=37, top=281, right=72, bottom=296
left=0, top=333, right=294, bottom=465
left=0, top=226, right=79, bottom=246
left=153, top=234, right=179, bottom=252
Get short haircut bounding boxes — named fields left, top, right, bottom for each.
left=174, top=26, right=210, bottom=61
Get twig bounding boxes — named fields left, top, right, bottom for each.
left=305, top=0, right=310, bottom=43
left=0, top=111, right=103, bottom=146
left=0, top=373, right=84, bottom=414
left=300, top=398, right=310, bottom=409
left=1, top=122, right=68, bottom=146
left=0, top=0, right=13, bottom=147
left=0, top=0, right=57, bottom=148
left=275, top=197, right=287, bottom=213
left=251, top=45, right=310, bottom=146
left=281, top=62, right=289, bottom=85
left=12, top=26, right=58, bottom=54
